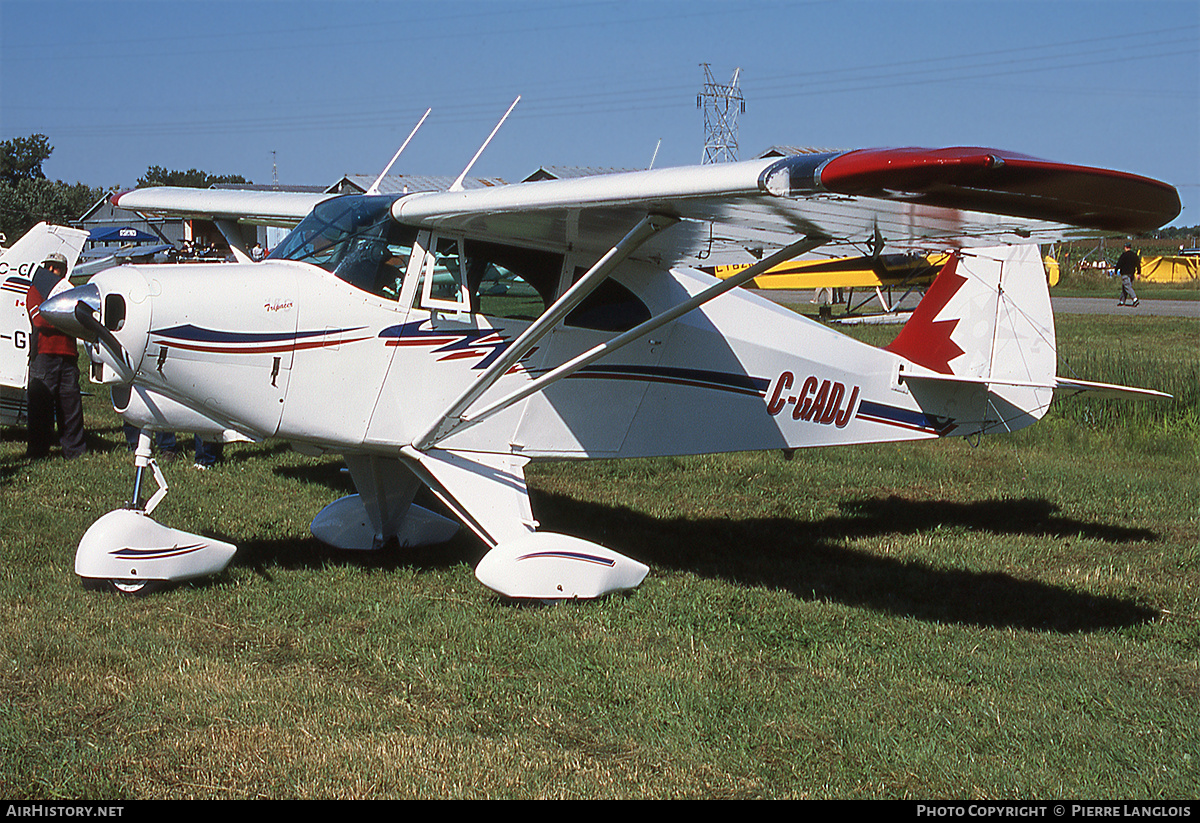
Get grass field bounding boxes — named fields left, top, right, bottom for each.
left=0, top=313, right=1196, bottom=799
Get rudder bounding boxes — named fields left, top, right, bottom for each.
left=885, top=244, right=1057, bottom=435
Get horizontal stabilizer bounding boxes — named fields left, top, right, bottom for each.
left=1053, top=377, right=1172, bottom=401
left=904, top=372, right=1170, bottom=400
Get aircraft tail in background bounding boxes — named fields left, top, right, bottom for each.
left=1, top=223, right=90, bottom=426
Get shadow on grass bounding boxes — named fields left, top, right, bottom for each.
left=80, top=424, right=130, bottom=455
left=0, top=424, right=127, bottom=486
left=220, top=532, right=482, bottom=585
left=273, top=456, right=355, bottom=491
left=194, top=466, right=1159, bottom=633
left=531, top=491, right=1160, bottom=633
left=223, top=484, right=481, bottom=581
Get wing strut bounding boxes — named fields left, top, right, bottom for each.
left=414, top=212, right=680, bottom=450
left=422, top=232, right=829, bottom=449
left=214, top=219, right=251, bottom=263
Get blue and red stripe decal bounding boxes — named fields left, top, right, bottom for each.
left=2, top=275, right=31, bottom=296
left=516, top=550, right=616, bottom=568
left=855, top=399, right=955, bottom=436
left=149, top=324, right=371, bottom=354
left=109, top=543, right=210, bottom=561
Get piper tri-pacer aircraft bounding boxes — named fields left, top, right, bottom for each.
left=1, top=222, right=89, bottom=426
left=40, top=138, right=1180, bottom=598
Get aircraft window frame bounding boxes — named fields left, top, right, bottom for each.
left=418, top=234, right=471, bottom=317
left=414, top=234, right=566, bottom=322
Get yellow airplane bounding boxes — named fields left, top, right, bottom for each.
left=709, top=252, right=945, bottom=290
left=707, top=250, right=1059, bottom=312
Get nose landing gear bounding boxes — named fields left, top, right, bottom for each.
left=75, top=429, right=236, bottom=595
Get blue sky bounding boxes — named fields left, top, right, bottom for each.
left=2, top=0, right=1197, bottom=226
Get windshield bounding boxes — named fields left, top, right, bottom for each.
left=269, top=195, right=417, bottom=299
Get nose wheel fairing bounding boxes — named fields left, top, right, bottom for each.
left=74, top=429, right=238, bottom=594
left=75, top=508, right=237, bottom=593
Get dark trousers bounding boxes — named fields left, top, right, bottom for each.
left=123, top=423, right=178, bottom=453
left=27, top=353, right=87, bottom=459
left=194, top=435, right=223, bottom=467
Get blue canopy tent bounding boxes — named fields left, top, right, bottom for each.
left=88, top=226, right=160, bottom=243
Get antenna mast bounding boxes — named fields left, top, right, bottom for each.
left=698, top=64, right=744, bottom=164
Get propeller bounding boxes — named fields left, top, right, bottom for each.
left=39, top=284, right=136, bottom=383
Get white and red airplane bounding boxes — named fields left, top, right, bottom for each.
left=1, top=222, right=90, bottom=427
left=40, top=139, right=1179, bottom=598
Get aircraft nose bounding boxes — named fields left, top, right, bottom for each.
left=41, top=281, right=139, bottom=384
left=38, top=283, right=102, bottom=341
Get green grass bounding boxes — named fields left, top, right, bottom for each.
left=1050, top=266, right=1199, bottom=301
left=1051, top=282, right=1200, bottom=301
left=0, top=314, right=1196, bottom=799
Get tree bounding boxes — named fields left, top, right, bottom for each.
left=137, top=166, right=250, bottom=188
left=0, top=134, right=102, bottom=240
left=0, top=134, right=53, bottom=186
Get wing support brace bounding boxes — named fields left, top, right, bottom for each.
left=413, top=212, right=680, bottom=450
left=425, top=232, right=830, bottom=447
left=214, top=219, right=251, bottom=263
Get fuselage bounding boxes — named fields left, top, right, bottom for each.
left=71, top=195, right=1017, bottom=462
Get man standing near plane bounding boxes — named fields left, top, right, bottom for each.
left=1116, top=242, right=1141, bottom=307
left=26, top=252, right=86, bottom=459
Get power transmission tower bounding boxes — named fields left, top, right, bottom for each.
left=698, top=64, right=744, bottom=164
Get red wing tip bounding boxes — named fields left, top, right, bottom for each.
left=817, top=146, right=1180, bottom=231
left=821, top=146, right=1175, bottom=190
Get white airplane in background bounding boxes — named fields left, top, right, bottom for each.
left=73, top=242, right=178, bottom=280
left=1, top=222, right=90, bottom=427
left=40, top=125, right=1180, bottom=599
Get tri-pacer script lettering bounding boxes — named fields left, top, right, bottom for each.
left=766, top=371, right=859, bottom=427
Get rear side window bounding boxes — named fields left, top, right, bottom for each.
left=564, top=277, right=651, bottom=332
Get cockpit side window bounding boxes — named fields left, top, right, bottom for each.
left=268, top=195, right=417, bottom=301
left=363, top=223, right=417, bottom=301
left=463, top=240, right=562, bottom=320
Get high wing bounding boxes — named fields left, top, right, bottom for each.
left=112, top=147, right=1181, bottom=262
left=111, top=187, right=337, bottom=263
left=705, top=252, right=945, bottom=290
left=390, top=147, right=1181, bottom=263
left=112, top=187, right=335, bottom=229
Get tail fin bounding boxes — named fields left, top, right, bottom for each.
left=0, top=222, right=89, bottom=281
left=2, top=223, right=90, bottom=414
left=885, top=244, right=1058, bottom=436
